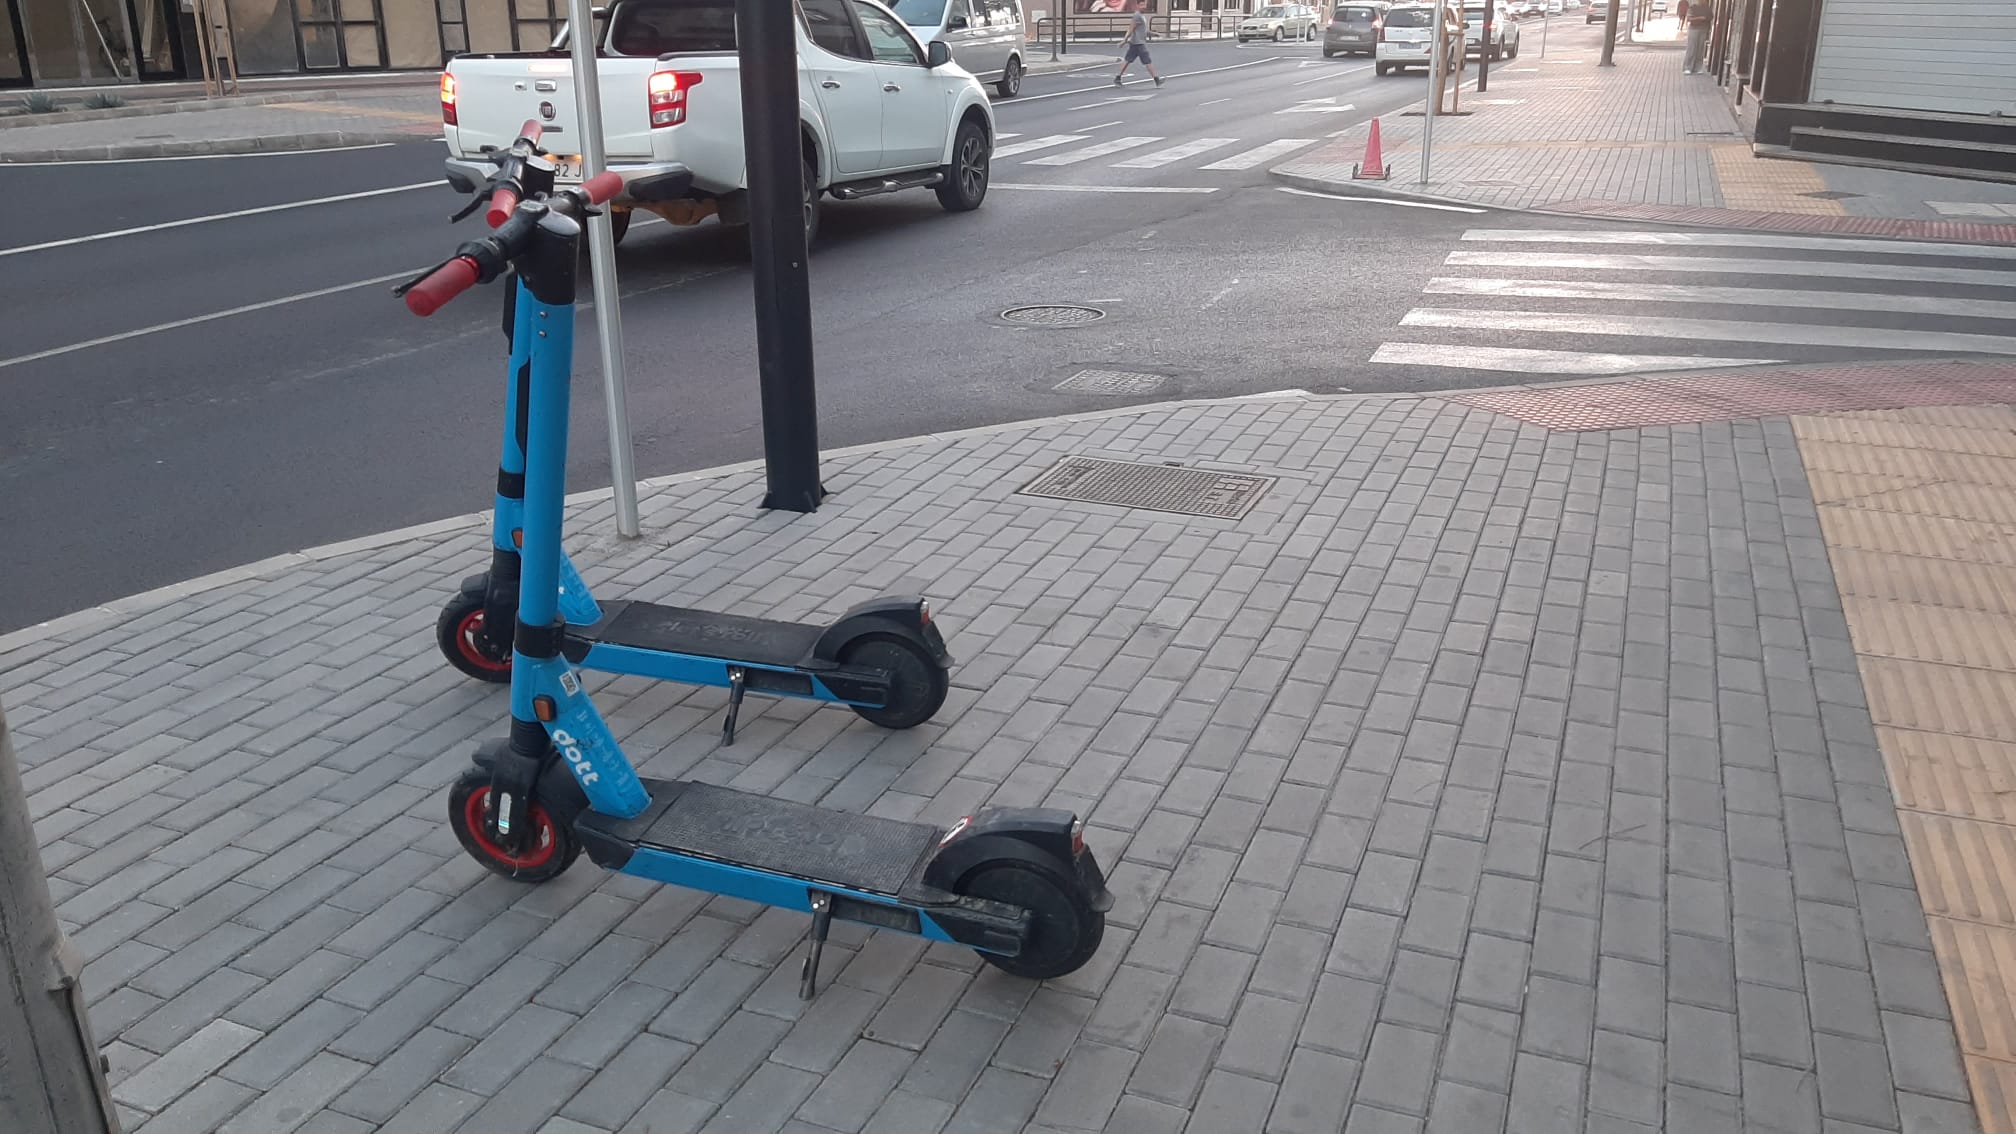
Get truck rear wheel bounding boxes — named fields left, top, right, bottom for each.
left=609, top=207, right=632, bottom=246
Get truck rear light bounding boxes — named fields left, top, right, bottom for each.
left=648, top=69, right=702, bottom=128
left=440, top=71, right=457, bottom=125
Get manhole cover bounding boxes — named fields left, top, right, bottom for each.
left=1018, top=456, right=1274, bottom=519
left=1053, top=369, right=1166, bottom=395
left=1001, top=304, right=1105, bottom=327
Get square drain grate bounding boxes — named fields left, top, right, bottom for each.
left=1017, top=456, right=1274, bottom=519
left=1053, top=369, right=1167, bottom=395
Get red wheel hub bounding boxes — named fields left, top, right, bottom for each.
left=462, top=785, right=558, bottom=869
left=455, top=608, right=512, bottom=675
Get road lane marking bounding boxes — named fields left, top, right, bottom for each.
left=1113, top=138, right=1239, bottom=168
left=993, top=183, right=1218, bottom=193
left=1399, top=307, right=2016, bottom=355
left=1199, top=97, right=1232, bottom=106
left=1445, top=249, right=2016, bottom=288
left=1201, top=138, right=1317, bottom=169
left=1370, top=342, right=1779, bottom=374
left=1025, top=136, right=1162, bottom=165
left=1295, top=65, right=1372, bottom=84
left=0, top=181, right=439, bottom=258
left=992, top=134, right=1088, bottom=157
left=1277, top=186, right=1487, bottom=212
left=0, top=269, right=421, bottom=371
left=0, top=143, right=398, bottom=167
left=999, top=57, right=1284, bottom=104
left=1423, top=276, right=2016, bottom=320
left=1460, top=228, right=2016, bottom=260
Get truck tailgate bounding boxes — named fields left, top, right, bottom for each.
left=446, top=54, right=660, bottom=162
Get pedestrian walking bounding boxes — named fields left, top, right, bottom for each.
left=1680, top=0, right=1711, bottom=72
left=1115, top=0, right=1165, bottom=85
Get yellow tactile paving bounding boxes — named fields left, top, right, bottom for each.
left=1797, top=406, right=2016, bottom=1134
left=1711, top=143, right=1848, bottom=215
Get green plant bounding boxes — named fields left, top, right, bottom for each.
left=20, top=91, right=61, bottom=114
left=82, top=92, right=127, bottom=110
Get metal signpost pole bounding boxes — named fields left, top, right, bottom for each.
left=738, top=0, right=824, bottom=511
left=1477, top=0, right=1490, bottom=91
left=1420, top=8, right=1442, bottom=184
left=566, top=0, right=641, bottom=538
left=1540, top=6, right=1548, bottom=55
left=1599, top=0, right=1619, bottom=63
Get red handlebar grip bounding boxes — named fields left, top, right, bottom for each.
left=581, top=170, right=625, bottom=205
left=486, top=186, right=520, bottom=228
left=406, top=257, right=481, bottom=317
left=517, top=119, right=544, bottom=144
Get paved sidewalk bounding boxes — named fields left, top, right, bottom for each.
left=8, top=362, right=2016, bottom=1133
left=1271, top=20, right=2016, bottom=244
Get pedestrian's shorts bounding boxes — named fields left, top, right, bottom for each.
left=1125, top=43, right=1152, bottom=63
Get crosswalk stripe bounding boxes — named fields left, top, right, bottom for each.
left=1423, top=277, right=2016, bottom=321
left=992, top=134, right=1086, bottom=158
left=1400, top=308, right=2016, bottom=355
left=1025, top=137, right=1163, bottom=166
left=1112, top=138, right=1241, bottom=168
left=1200, top=138, right=1317, bottom=170
left=1370, top=342, right=1781, bottom=375
left=1445, top=250, right=2016, bottom=290
left=1460, top=228, right=2016, bottom=261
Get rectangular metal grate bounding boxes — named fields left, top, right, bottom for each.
left=1053, top=369, right=1167, bottom=395
left=1017, top=456, right=1274, bottom=519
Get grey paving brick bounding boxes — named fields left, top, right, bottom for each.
left=631, top=916, right=742, bottom=993
left=1358, top=1024, right=1441, bottom=1116
left=326, top=974, right=465, bottom=1063
left=442, top=1003, right=577, bottom=1095
left=1220, top=993, right=1307, bottom=1082
left=1520, top=976, right=1595, bottom=1062
left=1858, top=882, right=1936, bottom=952
left=1126, top=902, right=1212, bottom=976
left=898, top=1009, right=1010, bottom=1102
left=1161, top=845, right=1240, bottom=910
left=325, top=929, right=457, bottom=1012
left=1896, top=1090, right=1983, bottom=1133
left=1587, top=1030, right=1661, bottom=1126
left=1326, top=908, right=1403, bottom=982
left=1267, top=1047, right=1359, bottom=1134
left=1427, top=1079, right=1507, bottom=1134
left=798, top=1040, right=916, bottom=1132
left=858, top=1088, right=954, bottom=1134
left=1878, top=1010, right=1970, bottom=1102
left=994, top=987, right=1095, bottom=1078
left=939, top=1066, right=1046, bottom=1134
left=113, top=1017, right=263, bottom=1112
left=668, top=1011, right=793, bottom=1102
left=1599, top=894, right=1663, bottom=965
left=1106, top=1093, right=1192, bottom=1133
left=557, top=1032, right=695, bottom=1130
left=1381, top=949, right=1459, bottom=1031
left=1669, top=1003, right=1740, bottom=1094
left=1743, top=1057, right=1822, bottom=1134
left=1033, top=1041, right=1137, bottom=1131
left=1665, top=1083, right=1741, bottom=1134
left=859, top=961, right=968, bottom=1051
left=1506, top=1051, right=1585, bottom=1134
left=217, top=1052, right=370, bottom=1134
left=612, top=1087, right=715, bottom=1134
left=1457, top=932, right=1529, bottom=1013
left=221, top=999, right=368, bottom=1096
left=1797, top=900, right=1872, bottom=971
left=123, top=966, right=265, bottom=1055
left=1249, top=924, right=1331, bottom=1002
left=129, top=1076, right=257, bottom=1134
left=649, top=958, right=768, bottom=1044
left=1085, top=964, right=1177, bottom=1050
left=1867, top=942, right=1949, bottom=1021
left=332, top=1027, right=475, bottom=1123
left=1668, top=931, right=1736, bottom=1011
left=456, top=1056, right=596, bottom=1134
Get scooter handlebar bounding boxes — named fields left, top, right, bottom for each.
left=580, top=170, right=625, bottom=205
left=485, top=186, right=520, bottom=228
left=404, top=255, right=481, bottom=317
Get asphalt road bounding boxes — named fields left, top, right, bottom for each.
left=7, top=27, right=2015, bottom=631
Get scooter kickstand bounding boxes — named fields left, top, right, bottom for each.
left=800, top=892, right=833, bottom=1000
left=722, top=666, right=747, bottom=747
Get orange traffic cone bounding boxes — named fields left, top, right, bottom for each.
left=1352, top=117, right=1390, bottom=180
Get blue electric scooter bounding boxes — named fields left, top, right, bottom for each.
left=430, top=123, right=948, bottom=747
left=397, top=167, right=1110, bottom=994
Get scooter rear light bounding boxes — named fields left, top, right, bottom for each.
left=1071, top=818, right=1085, bottom=857
left=649, top=69, right=703, bottom=128
left=440, top=71, right=458, bottom=126
left=919, top=599, right=932, bottom=626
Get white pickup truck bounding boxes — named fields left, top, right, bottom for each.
left=440, top=0, right=997, bottom=246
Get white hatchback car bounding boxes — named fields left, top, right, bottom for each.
left=1374, top=1, right=1462, bottom=74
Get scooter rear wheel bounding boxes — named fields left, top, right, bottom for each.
left=448, top=767, right=579, bottom=882
left=438, top=591, right=514, bottom=683
left=959, top=858, right=1105, bottom=980
left=842, top=635, right=949, bottom=730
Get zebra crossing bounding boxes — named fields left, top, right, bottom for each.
left=1370, top=228, right=2016, bottom=378
left=992, top=131, right=1319, bottom=174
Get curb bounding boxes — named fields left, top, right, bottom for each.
left=1265, top=166, right=2016, bottom=246
left=0, top=126, right=437, bottom=163
left=0, top=91, right=381, bottom=129
left=0, top=390, right=1317, bottom=660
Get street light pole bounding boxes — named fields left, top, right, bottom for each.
left=0, top=701, right=119, bottom=1134
left=1598, top=0, right=1619, bottom=63
left=738, top=0, right=824, bottom=512
left=567, top=0, right=642, bottom=538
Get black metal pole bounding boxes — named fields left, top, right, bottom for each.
left=737, top=0, right=824, bottom=512
left=1477, top=2, right=1491, bottom=91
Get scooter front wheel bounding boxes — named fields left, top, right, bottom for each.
left=437, top=591, right=514, bottom=683
left=447, top=767, right=580, bottom=882
left=842, top=635, right=949, bottom=730
left=959, top=858, right=1105, bottom=980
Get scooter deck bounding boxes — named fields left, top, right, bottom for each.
left=580, top=780, right=940, bottom=896
left=570, top=600, right=822, bottom=669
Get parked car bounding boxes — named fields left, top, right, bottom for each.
left=1462, top=2, right=1519, bottom=56
left=1323, top=0, right=1388, bottom=56
left=1374, top=1, right=1463, bottom=74
left=1239, top=3, right=1321, bottom=41
left=441, top=0, right=997, bottom=247
left=1545, top=0, right=1563, bottom=11
left=894, top=0, right=1027, bottom=97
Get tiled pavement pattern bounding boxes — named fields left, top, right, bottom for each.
left=1796, top=405, right=2016, bottom=1134
left=0, top=382, right=1989, bottom=1133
